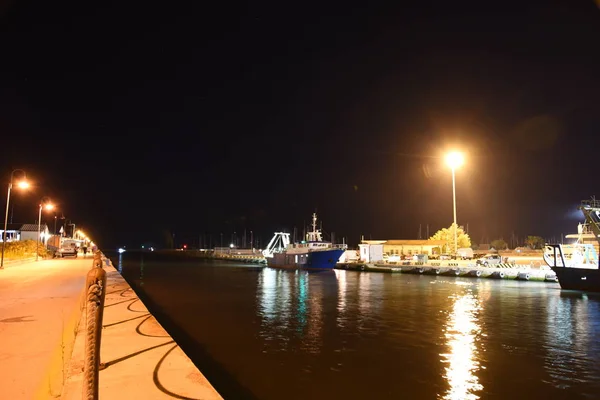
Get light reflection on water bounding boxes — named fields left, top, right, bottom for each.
left=440, top=291, right=484, bottom=400
left=116, top=254, right=600, bottom=400
left=544, top=292, right=600, bottom=396
left=117, top=253, right=123, bottom=273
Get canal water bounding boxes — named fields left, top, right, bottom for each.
left=114, top=252, right=600, bottom=400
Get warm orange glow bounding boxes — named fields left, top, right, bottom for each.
left=16, top=180, right=30, bottom=189
left=445, top=152, right=465, bottom=169
left=440, top=293, right=483, bottom=399
left=44, top=203, right=55, bottom=211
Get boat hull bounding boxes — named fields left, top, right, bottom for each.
left=551, top=267, right=600, bottom=292
left=269, top=249, right=344, bottom=270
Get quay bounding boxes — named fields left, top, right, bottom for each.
left=336, top=260, right=558, bottom=282
left=145, top=249, right=557, bottom=283
left=152, top=248, right=267, bottom=264
left=0, top=252, right=222, bottom=400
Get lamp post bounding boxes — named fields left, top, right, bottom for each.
left=1, top=169, right=30, bottom=269
left=37, top=197, right=54, bottom=262
left=445, top=152, right=464, bottom=256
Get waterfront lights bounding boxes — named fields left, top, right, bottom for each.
left=445, top=151, right=465, bottom=256
left=17, top=180, right=30, bottom=189
left=445, top=151, right=464, bottom=169
left=37, top=197, right=55, bottom=262
left=2, top=169, right=30, bottom=269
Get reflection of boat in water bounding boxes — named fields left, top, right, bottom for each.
left=544, top=199, right=600, bottom=292
left=262, top=213, right=346, bottom=270
left=258, top=267, right=338, bottom=353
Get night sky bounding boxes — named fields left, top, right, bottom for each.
left=1, top=1, right=600, bottom=249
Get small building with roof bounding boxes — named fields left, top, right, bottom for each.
left=359, top=239, right=448, bottom=262
left=0, top=223, right=50, bottom=245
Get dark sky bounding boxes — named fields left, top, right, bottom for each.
left=1, top=1, right=600, bottom=249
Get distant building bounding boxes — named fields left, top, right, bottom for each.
left=0, top=223, right=50, bottom=245
left=359, top=242, right=384, bottom=262
left=360, top=239, right=447, bottom=258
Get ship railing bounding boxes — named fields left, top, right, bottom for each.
left=332, top=244, right=348, bottom=250
left=580, top=199, right=600, bottom=210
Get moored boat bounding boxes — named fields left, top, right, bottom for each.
left=263, top=213, right=346, bottom=270
left=544, top=199, right=600, bottom=292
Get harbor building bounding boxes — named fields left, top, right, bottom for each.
left=359, top=239, right=447, bottom=262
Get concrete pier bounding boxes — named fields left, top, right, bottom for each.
left=0, top=253, right=221, bottom=400
left=61, top=257, right=223, bottom=399
left=337, top=260, right=558, bottom=282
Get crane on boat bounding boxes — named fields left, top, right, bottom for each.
left=262, top=232, right=291, bottom=258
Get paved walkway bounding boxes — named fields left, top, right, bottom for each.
left=0, top=255, right=222, bottom=400
left=0, top=256, right=92, bottom=399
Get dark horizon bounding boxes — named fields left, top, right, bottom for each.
left=1, top=1, right=600, bottom=249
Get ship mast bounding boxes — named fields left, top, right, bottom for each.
left=305, top=213, right=322, bottom=242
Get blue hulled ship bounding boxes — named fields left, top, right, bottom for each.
left=263, top=213, right=346, bottom=270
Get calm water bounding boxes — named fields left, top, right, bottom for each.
left=114, top=252, right=600, bottom=400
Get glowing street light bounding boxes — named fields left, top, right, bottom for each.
left=37, top=198, right=54, bottom=262
left=445, top=151, right=464, bottom=255
left=16, top=181, right=30, bottom=189
left=1, top=169, right=30, bottom=269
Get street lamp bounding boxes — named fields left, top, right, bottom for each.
left=445, top=151, right=464, bottom=256
left=1, top=169, right=30, bottom=269
left=37, top=197, right=54, bottom=262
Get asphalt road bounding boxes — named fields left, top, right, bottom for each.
left=0, top=256, right=92, bottom=399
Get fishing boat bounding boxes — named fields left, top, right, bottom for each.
left=544, top=199, right=600, bottom=292
left=262, top=213, right=346, bottom=270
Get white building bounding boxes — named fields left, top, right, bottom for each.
left=359, top=242, right=385, bottom=262
left=359, top=239, right=448, bottom=262
left=0, top=223, right=50, bottom=245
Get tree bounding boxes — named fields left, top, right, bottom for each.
left=430, top=223, right=472, bottom=254
left=525, top=235, right=545, bottom=249
left=490, top=239, right=508, bottom=250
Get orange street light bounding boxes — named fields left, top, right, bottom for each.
left=37, top=197, right=54, bottom=262
left=445, top=152, right=465, bottom=255
left=2, top=169, right=30, bottom=269
left=17, top=180, right=30, bottom=189
left=445, top=151, right=464, bottom=169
